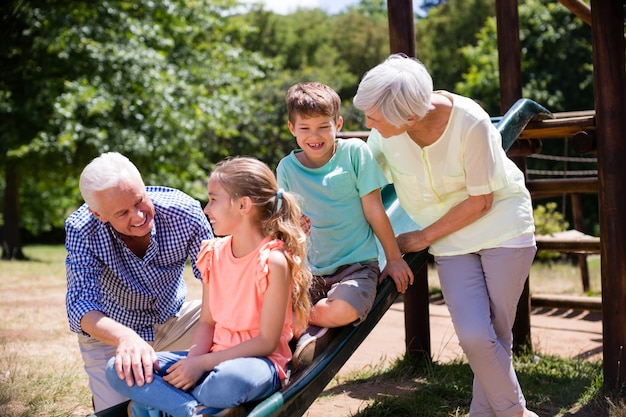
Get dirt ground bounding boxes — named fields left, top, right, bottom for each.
left=303, top=299, right=603, bottom=417
left=0, top=256, right=602, bottom=417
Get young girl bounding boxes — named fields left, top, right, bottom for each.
left=105, top=157, right=312, bottom=417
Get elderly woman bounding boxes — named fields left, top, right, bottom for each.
left=354, top=54, right=538, bottom=417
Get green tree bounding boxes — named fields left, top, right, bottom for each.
left=456, top=0, right=596, bottom=233
left=0, top=0, right=268, bottom=258
left=415, top=0, right=495, bottom=90
left=238, top=5, right=390, bottom=133
left=456, top=0, right=593, bottom=115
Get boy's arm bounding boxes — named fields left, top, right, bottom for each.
left=361, top=189, right=414, bottom=293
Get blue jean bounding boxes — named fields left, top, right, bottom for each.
left=105, top=351, right=280, bottom=417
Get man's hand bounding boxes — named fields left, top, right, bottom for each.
left=114, top=332, right=158, bottom=388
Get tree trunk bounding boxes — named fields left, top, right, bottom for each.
left=2, top=159, right=25, bottom=260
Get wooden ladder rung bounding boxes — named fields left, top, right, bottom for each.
left=535, top=230, right=600, bottom=253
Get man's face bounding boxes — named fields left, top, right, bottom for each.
left=90, top=179, right=155, bottom=238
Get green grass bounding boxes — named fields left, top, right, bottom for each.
left=339, top=353, right=609, bottom=417
left=0, top=245, right=618, bottom=417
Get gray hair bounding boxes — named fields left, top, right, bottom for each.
left=79, top=152, right=144, bottom=211
left=353, top=54, right=434, bottom=127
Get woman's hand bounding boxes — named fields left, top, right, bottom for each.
left=396, top=230, right=430, bottom=254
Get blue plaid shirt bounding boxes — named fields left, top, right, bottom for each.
left=65, top=186, right=213, bottom=341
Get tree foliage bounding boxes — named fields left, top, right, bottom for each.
left=0, top=0, right=269, bottom=256
left=0, top=0, right=599, bottom=255
left=415, top=0, right=495, bottom=91
left=456, top=0, right=593, bottom=115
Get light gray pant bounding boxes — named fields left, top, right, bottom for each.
left=78, top=300, right=202, bottom=412
left=435, top=246, right=536, bottom=417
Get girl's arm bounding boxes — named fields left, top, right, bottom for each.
left=187, top=280, right=215, bottom=358
left=361, top=189, right=414, bottom=292
left=396, top=193, right=494, bottom=254
left=164, top=250, right=290, bottom=391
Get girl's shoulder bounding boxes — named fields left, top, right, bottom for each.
left=259, top=238, right=284, bottom=260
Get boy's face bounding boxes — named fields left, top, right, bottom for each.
left=288, top=114, right=343, bottom=168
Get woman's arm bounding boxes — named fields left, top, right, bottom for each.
left=397, top=193, right=494, bottom=254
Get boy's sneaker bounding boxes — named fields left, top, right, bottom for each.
left=292, top=326, right=331, bottom=370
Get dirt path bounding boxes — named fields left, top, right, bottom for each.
left=303, top=300, right=602, bottom=417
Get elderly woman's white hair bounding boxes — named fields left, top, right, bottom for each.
left=354, top=54, right=434, bottom=128
left=79, top=152, right=144, bottom=212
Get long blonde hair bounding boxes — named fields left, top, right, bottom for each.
left=209, top=156, right=312, bottom=328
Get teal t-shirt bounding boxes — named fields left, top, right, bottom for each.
left=276, top=138, right=389, bottom=275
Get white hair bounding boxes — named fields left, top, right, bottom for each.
left=354, top=54, right=434, bottom=127
left=79, top=152, right=144, bottom=211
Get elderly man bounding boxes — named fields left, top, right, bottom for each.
left=65, top=152, right=213, bottom=412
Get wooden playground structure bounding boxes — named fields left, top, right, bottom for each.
left=388, top=0, right=626, bottom=391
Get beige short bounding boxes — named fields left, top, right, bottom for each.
left=310, top=261, right=379, bottom=324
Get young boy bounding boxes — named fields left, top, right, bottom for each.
left=276, top=82, right=414, bottom=370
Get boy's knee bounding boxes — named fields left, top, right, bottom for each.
left=313, top=299, right=358, bottom=327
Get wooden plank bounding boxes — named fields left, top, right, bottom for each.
left=535, top=238, right=601, bottom=253
left=337, top=131, right=368, bottom=140
left=531, top=294, right=602, bottom=312
left=519, top=112, right=596, bottom=139
left=526, top=177, right=598, bottom=198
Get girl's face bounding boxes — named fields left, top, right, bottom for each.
left=364, top=108, right=408, bottom=138
left=204, top=178, right=241, bottom=236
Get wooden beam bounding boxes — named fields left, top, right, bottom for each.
left=535, top=237, right=600, bottom=253
left=558, top=0, right=626, bottom=48
left=526, top=177, right=598, bottom=198
left=532, top=294, right=602, bottom=312
left=591, top=0, right=626, bottom=390
left=387, top=0, right=430, bottom=362
left=496, top=0, right=522, bottom=112
left=558, top=0, right=592, bottom=25
left=387, top=1, right=416, bottom=57
left=519, top=112, right=595, bottom=139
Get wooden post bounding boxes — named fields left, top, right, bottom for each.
left=387, top=1, right=416, bottom=57
left=590, top=0, right=626, bottom=390
left=387, top=0, right=431, bottom=361
left=495, top=0, right=532, bottom=353
left=496, top=0, right=522, bottom=112
left=571, top=193, right=590, bottom=292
